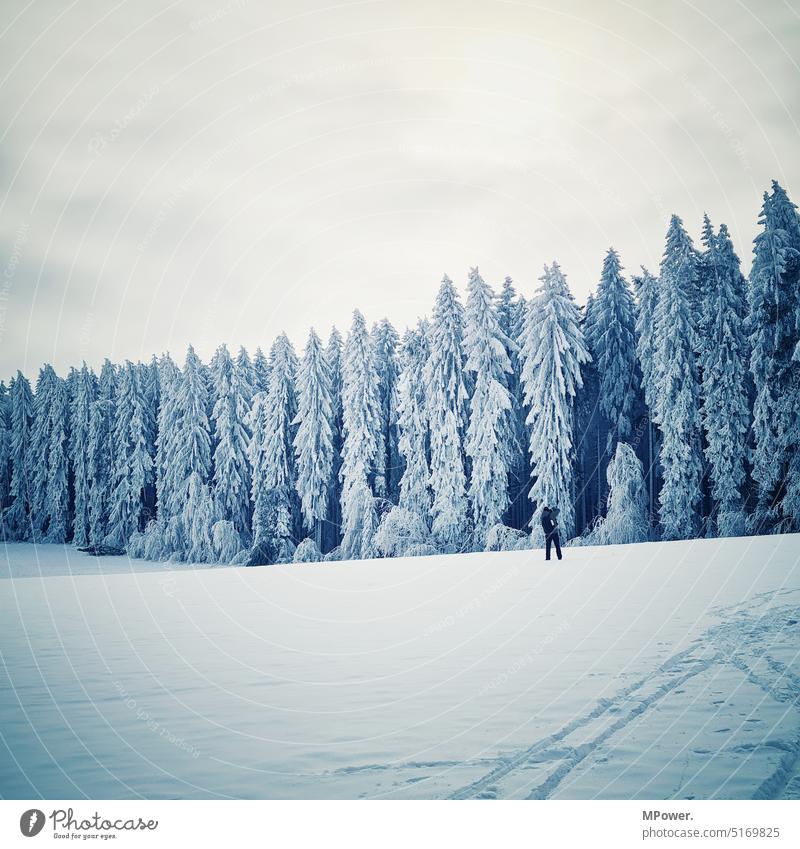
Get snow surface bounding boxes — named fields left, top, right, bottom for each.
left=1, top=535, right=799, bottom=800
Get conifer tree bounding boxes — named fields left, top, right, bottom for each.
left=88, top=361, right=116, bottom=546
left=210, top=344, right=252, bottom=538
left=396, top=323, right=431, bottom=521
left=249, top=334, right=298, bottom=561
left=340, top=311, right=381, bottom=559
left=45, top=375, right=70, bottom=543
left=293, top=328, right=334, bottom=549
left=424, top=275, right=469, bottom=549
left=0, top=382, right=9, bottom=522
left=252, top=347, right=270, bottom=393
left=4, top=373, right=34, bottom=539
left=497, top=277, right=527, bottom=528
left=463, top=267, right=513, bottom=543
left=372, top=319, right=401, bottom=500
left=748, top=182, right=800, bottom=530
left=632, top=267, right=660, bottom=523
left=697, top=222, right=750, bottom=536
left=592, top=248, right=639, bottom=449
left=29, top=365, right=59, bottom=539
left=520, top=263, right=589, bottom=540
left=106, top=362, right=153, bottom=547
left=325, top=327, right=344, bottom=550
left=152, top=353, right=181, bottom=553
left=70, top=364, right=97, bottom=546
left=653, top=215, right=704, bottom=540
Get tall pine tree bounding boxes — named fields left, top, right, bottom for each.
left=4, top=373, right=33, bottom=539
left=519, top=263, right=589, bottom=540
left=88, top=361, right=116, bottom=546
left=340, top=311, right=381, bottom=560
left=653, top=215, right=704, bottom=540
left=294, top=328, right=334, bottom=549
left=70, top=364, right=97, bottom=546
left=463, top=267, right=513, bottom=544
left=424, top=275, right=469, bottom=549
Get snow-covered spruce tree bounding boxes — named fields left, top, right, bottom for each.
left=324, top=327, right=344, bottom=551
left=69, top=364, right=98, bottom=546
left=139, top=357, right=159, bottom=522
left=293, top=328, right=334, bottom=550
left=519, top=263, right=590, bottom=540
left=698, top=221, right=750, bottom=536
left=497, top=276, right=527, bottom=529
left=253, top=346, right=270, bottom=393
left=183, top=471, right=217, bottom=563
left=0, top=382, right=9, bottom=522
left=105, top=362, right=153, bottom=548
left=28, top=364, right=59, bottom=540
left=248, top=334, right=298, bottom=563
left=597, top=442, right=649, bottom=545
left=340, top=311, right=381, bottom=560
left=463, top=267, right=514, bottom=545
left=396, top=322, right=432, bottom=521
left=87, top=360, right=116, bottom=546
left=632, top=267, right=660, bottom=524
left=592, top=248, right=639, bottom=450
left=235, top=346, right=256, bottom=403
left=372, top=319, right=401, bottom=500
left=151, top=353, right=181, bottom=555
left=3, top=373, right=33, bottom=539
left=575, top=293, right=603, bottom=532
left=210, top=344, right=252, bottom=540
left=748, top=182, right=800, bottom=531
left=424, top=275, right=469, bottom=549
left=653, top=215, right=704, bottom=541
left=45, top=375, right=70, bottom=543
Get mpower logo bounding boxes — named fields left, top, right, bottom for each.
left=16, top=807, right=159, bottom=838
left=19, top=809, right=45, bottom=837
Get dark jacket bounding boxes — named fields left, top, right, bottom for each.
left=541, top=508, right=555, bottom=536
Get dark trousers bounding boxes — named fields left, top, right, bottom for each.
left=545, top=531, right=562, bottom=560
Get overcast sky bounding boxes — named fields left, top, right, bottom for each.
left=1, top=0, right=799, bottom=378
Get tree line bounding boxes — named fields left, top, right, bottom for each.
left=1, top=180, right=797, bottom=564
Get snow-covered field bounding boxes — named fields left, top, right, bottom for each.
left=1, top=535, right=799, bottom=800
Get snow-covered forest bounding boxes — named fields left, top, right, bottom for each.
left=2, top=180, right=798, bottom=566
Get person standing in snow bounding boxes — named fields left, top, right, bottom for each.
left=541, top=505, right=563, bottom=561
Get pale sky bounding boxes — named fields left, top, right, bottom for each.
left=1, top=0, right=799, bottom=378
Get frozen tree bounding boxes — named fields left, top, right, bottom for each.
left=4, top=373, right=33, bottom=539
left=632, top=267, right=660, bottom=522
left=248, top=334, right=297, bottom=562
left=396, top=323, right=431, bottom=521
left=139, top=357, right=159, bottom=519
left=106, top=362, right=153, bottom=548
left=575, top=293, right=602, bottom=531
left=595, top=442, right=649, bottom=545
left=45, top=376, right=70, bottom=543
left=28, top=365, right=59, bottom=540
left=151, top=353, right=181, bottom=554
left=591, top=248, right=639, bottom=449
left=252, top=346, right=270, bottom=393
left=698, top=221, right=750, bottom=536
left=519, top=263, right=590, bottom=540
left=183, top=471, right=217, bottom=563
left=372, top=319, right=401, bottom=499
left=235, top=346, right=256, bottom=404
left=424, top=275, right=469, bottom=549
left=748, top=182, right=800, bottom=531
left=374, top=506, right=429, bottom=557
left=463, top=267, right=513, bottom=544
left=210, top=344, right=252, bottom=538
left=497, top=276, right=528, bottom=528
left=87, top=361, right=116, bottom=546
left=293, top=328, right=334, bottom=549
left=653, top=215, right=704, bottom=540
left=340, top=310, right=381, bottom=560
left=69, top=364, right=97, bottom=546
left=0, top=382, right=9, bottom=521
left=324, top=327, right=344, bottom=550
